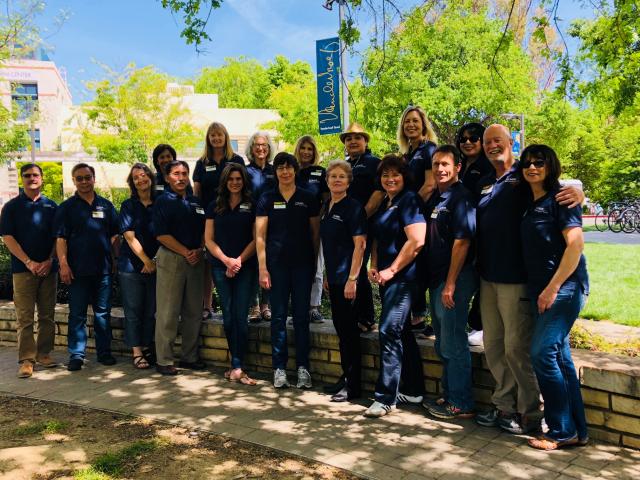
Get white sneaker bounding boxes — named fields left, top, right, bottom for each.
left=363, top=401, right=396, bottom=418
left=296, top=366, right=312, bottom=389
left=468, top=329, right=484, bottom=346
left=396, top=392, right=424, bottom=404
left=273, top=368, right=290, bottom=388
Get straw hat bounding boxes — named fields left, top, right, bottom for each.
left=339, top=122, right=370, bottom=143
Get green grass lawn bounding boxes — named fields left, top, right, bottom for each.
left=581, top=243, right=640, bottom=327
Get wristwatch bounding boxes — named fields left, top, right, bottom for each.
left=348, top=274, right=358, bottom=282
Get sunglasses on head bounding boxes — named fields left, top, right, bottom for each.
left=460, top=135, right=481, bottom=144
left=74, top=175, right=93, bottom=182
left=522, top=159, right=546, bottom=169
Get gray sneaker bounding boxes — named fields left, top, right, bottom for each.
left=499, top=413, right=541, bottom=435
left=296, top=366, right=312, bottom=389
left=273, top=368, right=290, bottom=388
left=475, top=408, right=501, bottom=427
left=309, top=308, right=324, bottom=323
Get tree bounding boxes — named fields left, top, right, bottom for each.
left=16, top=160, right=64, bottom=203
left=353, top=0, right=537, bottom=152
left=80, top=64, right=201, bottom=163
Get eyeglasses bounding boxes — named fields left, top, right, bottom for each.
left=460, top=135, right=481, bottom=144
left=254, top=144, right=269, bottom=150
left=22, top=173, right=41, bottom=178
left=74, top=175, right=93, bottom=182
left=275, top=164, right=294, bottom=171
left=522, top=159, right=546, bottom=169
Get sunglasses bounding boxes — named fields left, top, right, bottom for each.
left=460, top=135, right=481, bottom=144
left=22, top=173, right=41, bottom=178
left=74, top=175, right=93, bottom=182
left=522, top=159, right=546, bottom=169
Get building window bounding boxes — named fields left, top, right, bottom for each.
left=12, top=83, right=38, bottom=121
left=18, top=129, right=40, bottom=152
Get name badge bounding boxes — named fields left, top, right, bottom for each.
left=311, top=170, right=322, bottom=177
left=430, top=210, right=439, bottom=219
left=92, top=210, right=105, bottom=219
left=239, top=203, right=251, bottom=211
left=195, top=207, right=205, bottom=215
left=206, top=165, right=217, bottom=172
left=481, top=185, right=493, bottom=195
left=155, top=185, right=164, bottom=191
left=273, top=202, right=286, bottom=210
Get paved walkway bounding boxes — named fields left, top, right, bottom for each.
left=1, top=347, right=639, bottom=479
left=584, top=230, right=640, bottom=245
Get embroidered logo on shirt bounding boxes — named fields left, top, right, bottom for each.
left=481, top=185, right=493, bottom=195
left=505, top=177, right=520, bottom=184
left=195, top=207, right=205, bottom=215
left=294, top=201, right=308, bottom=208
left=331, top=214, right=343, bottom=222
left=534, top=206, right=548, bottom=214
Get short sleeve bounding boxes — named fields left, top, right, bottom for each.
left=400, top=193, right=426, bottom=227
left=319, top=168, right=329, bottom=194
left=557, top=203, right=582, bottom=230
left=0, top=202, right=15, bottom=236
left=308, top=195, right=320, bottom=217
left=152, top=198, right=170, bottom=237
left=119, top=200, right=134, bottom=234
left=192, top=160, right=205, bottom=183
left=451, top=195, right=476, bottom=239
left=256, top=192, right=271, bottom=217
left=423, top=142, right=436, bottom=171
left=348, top=202, right=367, bottom=237
left=53, top=202, right=68, bottom=238
left=205, top=200, right=217, bottom=220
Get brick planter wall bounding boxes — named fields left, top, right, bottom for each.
left=0, top=301, right=638, bottom=449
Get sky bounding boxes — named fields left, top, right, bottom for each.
left=34, top=0, right=597, bottom=103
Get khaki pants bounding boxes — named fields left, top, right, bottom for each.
left=155, top=247, right=205, bottom=366
left=13, top=271, right=57, bottom=363
left=480, top=279, right=541, bottom=417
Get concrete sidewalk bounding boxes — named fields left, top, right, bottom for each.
left=0, top=346, right=638, bottom=480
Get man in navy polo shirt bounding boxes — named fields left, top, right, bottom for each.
left=421, top=146, right=477, bottom=419
left=153, top=160, right=206, bottom=376
left=475, top=124, right=583, bottom=434
left=1, top=163, right=58, bottom=378
left=55, top=163, right=119, bottom=371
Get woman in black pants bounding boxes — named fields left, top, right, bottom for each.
left=320, top=160, right=367, bottom=402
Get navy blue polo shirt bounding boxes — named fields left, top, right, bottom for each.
left=424, top=182, right=476, bottom=289
left=405, top=141, right=436, bottom=193
left=205, top=200, right=257, bottom=270
left=521, top=190, right=589, bottom=298
left=246, top=162, right=276, bottom=202
left=475, top=162, right=529, bottom=284
left=118, top=198, right=159, bottom=273
left=320, top=196, right=367, bottom=285
left=297, top=165, right=328, bottom=203
left=154, top=172, right=194, bottom=196
left=0, top=193, right=58, bottom=274
left=193, top=154, right=244, bottom=210
left=54, top=193, right=118, bottom=277
left=461, top=154, right=494, bottom=195
left=256, top=187, right=320, bottom=270
left=370, top=189, right=425, bottom=283
left=153, top=191, right=205, bottom=250
left=347, top=150, right=381, bottom=207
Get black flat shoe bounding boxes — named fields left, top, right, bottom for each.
left=323, top=377, right=346, bottom=394
left=67, top=358, right=83, bottom=371
left=178, top=360, right=207, bottom=370
left=156, top=364, right=178, bottom=376
left=97, top=355, right=117, bottom=366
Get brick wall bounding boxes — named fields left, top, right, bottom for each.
left=0, top=301, right=638, bottom=449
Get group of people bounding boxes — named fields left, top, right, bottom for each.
left=1, top=106, right=590, bottom=452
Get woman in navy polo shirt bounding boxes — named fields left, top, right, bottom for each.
left=152, top=144, right=176, bottom=194
left=256, top=152, right=320, bottom=390
left=205, top=163, right=257, bottom=386
left=245, top=131, right=276, bottom=322
left=118, top=163, right=159, bottom=369
left=294, top=135, right=329, bottom=324
left=365, top=154, right=426, bottom=417
left=397, top=105, right=438, bottom=336
left=519, top=145, right=589, bottom=451
left=320, top=160, right=367, bottom=402
left=194, top=122, right=244, bottom=320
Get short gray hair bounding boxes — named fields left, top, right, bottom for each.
left=245, top=131, right=276, bottom=163
left=326, top=159, right=353, bottom=183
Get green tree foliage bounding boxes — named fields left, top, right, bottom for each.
left=354, top=0, right=537, bottom=152
left=16, top=161, right=64, bottom=203
left=81, top=64, right=200, bottom=163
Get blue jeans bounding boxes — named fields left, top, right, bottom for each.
left=212, top=265, right=256, bottom=369
left=68, top=274, right=113, bottom=359
left=530, top=282, right=588, bottom=441
left=269, top=263, right=313, bottom=369
left=429, top=266, right=478, bottom=411
left=375, top=281, right=424, bottom=405
left=119, top=272, right=156, bottom=348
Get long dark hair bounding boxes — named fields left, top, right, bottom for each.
left=215, top=163, right=252, bottom=214
left=152, top=144, right=177, bottom=173
left=519, top=144, right=562, bottom=193
left=126, top=163, right=156, bottom=199
left=455, top=122, right=487, bottom=162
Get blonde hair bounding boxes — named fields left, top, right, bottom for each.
left=326, top=159, right=353, bottom=183
left=200, top=122, right=235, bottom=165
left=293, top=135, right=319, bottom=165
left=396, top=106, right=438, bottom=154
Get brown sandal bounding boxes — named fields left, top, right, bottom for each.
left=229, top=371, right=257, bottom=386
left=133, top=355, right=150, bottom=369
left=528, top=436, right=579, bottom=451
